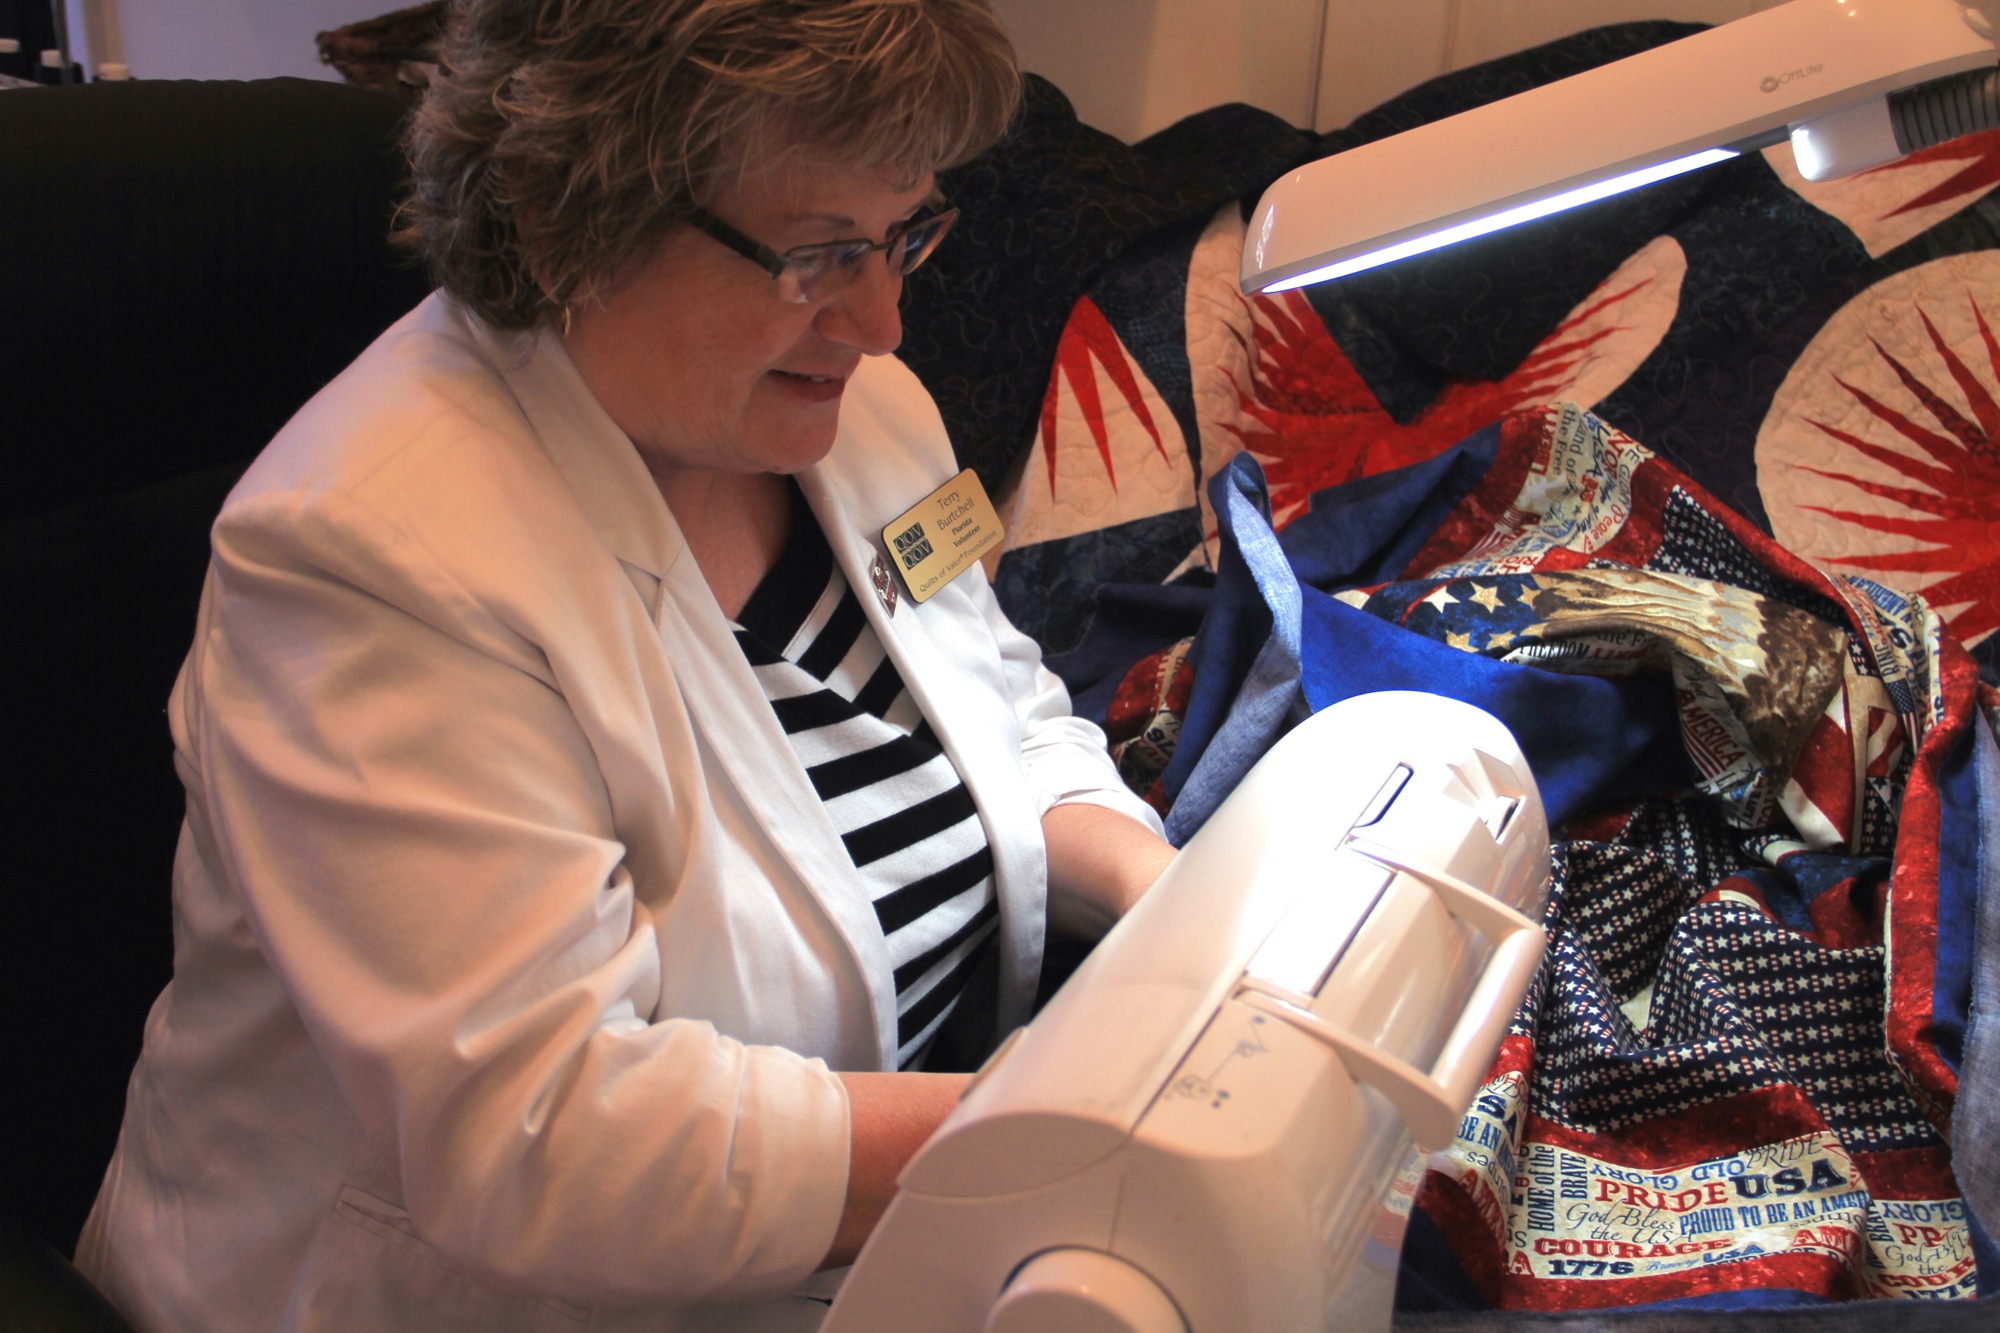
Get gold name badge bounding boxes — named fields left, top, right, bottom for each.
left=880, top=468, right=1005, bottom=604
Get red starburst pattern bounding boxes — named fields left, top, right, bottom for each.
left=1037, top=295, right=1166, bottom=499
left=1219, top=278, right=1657, bottom=526
left=1795, top=298, right=2000, bottom=645
left=1875, top=127, right=2000, bottom=221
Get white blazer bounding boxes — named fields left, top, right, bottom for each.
left=77, top=295, right=1161, bottom=1333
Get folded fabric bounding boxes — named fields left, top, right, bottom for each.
left=1158, top=434, right=1692, bottom=845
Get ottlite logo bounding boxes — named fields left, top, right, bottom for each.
left=1761, top=63, right=1824, bottom=93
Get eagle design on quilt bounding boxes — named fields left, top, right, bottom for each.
left=996, top=204, right=1685, bottom=570
left=1184, top=206, right=1682, bottom=555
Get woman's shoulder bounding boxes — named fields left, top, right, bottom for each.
left=228, top=295, right=550, bottom=517
left=210, top=296, right=666, bottom=628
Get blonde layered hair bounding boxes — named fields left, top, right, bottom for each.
left=400, top=0, right=1021, bottom=329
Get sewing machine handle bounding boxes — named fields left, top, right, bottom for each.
left=1237, top=845, right=1546, bottom=1153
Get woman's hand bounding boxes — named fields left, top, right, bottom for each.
left=1041, top=803, right=1178, bottom=940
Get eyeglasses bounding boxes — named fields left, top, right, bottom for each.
left=684, top=201, right=960, bottom=304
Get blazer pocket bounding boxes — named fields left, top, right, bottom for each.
left=285, top=1185, right=595, bottom=1331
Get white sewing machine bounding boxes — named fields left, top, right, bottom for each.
left=824, top=691, right=1551, bottom=1332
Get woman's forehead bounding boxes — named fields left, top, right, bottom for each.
left=715, top=159, right=937, bottom=224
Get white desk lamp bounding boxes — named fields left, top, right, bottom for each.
left=1242, top=0, right=2000, bottom=294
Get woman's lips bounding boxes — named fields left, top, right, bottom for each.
left=770, top=369, right=847, bottom=403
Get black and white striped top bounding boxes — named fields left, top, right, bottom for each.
left=733, top=492, right=999, bottom=1070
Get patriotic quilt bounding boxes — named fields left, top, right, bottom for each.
left=894, top=20, right=2000, bottom=1319
left=1093, top=408, right=1996, bottom=1313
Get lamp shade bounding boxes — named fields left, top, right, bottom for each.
left=1243, top=0, right=1999, bottom=295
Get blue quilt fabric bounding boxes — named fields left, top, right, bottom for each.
left=1160, top=448, right=1688, bottom=845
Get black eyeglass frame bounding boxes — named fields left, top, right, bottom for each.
left=684, top=202, right=960, bottom=304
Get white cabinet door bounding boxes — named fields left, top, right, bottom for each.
left=1449, top=0, right=1771, bottom=69
left=993, top=0, right=1326, bottom=141
left=1316, top=0, right=1456, bottom=131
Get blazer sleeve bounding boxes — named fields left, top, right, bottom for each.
left=180, top=484, right=849, bottom=1307
left=852, top=353, right=1163, bottom=840
left=965, top=565, right=1165, bottom=837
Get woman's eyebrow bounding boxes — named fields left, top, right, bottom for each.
left=784, top=198, right=939, bottom=230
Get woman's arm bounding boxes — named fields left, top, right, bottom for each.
left=1041, top=802, right=1178, bottom=939
left=959, top=555, right=1175, bottom=935
left=194, top=486, right=852, bottom=1304
left=821, top=1071, right=971, bottom=1268
left=817, top=811, right=1173, bottom=1271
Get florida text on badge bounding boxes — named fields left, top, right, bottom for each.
left=881, top=468, right=1005, bottom=604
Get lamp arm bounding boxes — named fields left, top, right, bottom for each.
left=1796, top=64, right=2000, bottom=181
left=1893, top=66, right=2000, bottom=152
left=1243, top=0, right=2000, bottom=294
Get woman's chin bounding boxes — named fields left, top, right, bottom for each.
left=756, top=419, right=843, bottom=475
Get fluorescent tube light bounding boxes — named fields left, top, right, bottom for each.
left=1261, top=147, right=1739, bottom=293
left=1244, top=0, right=2000, bottom=295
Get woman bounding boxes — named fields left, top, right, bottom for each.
left=75, top=1, right=1174, bottom=1329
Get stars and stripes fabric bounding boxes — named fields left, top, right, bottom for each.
left=732, top=493, right=1000, bottom=1071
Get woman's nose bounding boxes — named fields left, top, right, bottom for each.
left=817, top=257, right=904, bottom=355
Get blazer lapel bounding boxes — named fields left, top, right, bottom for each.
left=489, top=316, right=898, bottom=1066
left=649, top=562, right=900, bottom=1067
left=800, top=375, right=1048, bottom=1038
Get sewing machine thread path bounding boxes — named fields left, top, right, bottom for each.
left=823, top=692, right=1551, bottom=1332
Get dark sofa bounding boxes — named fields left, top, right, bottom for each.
left=0, top=78, right=428, bottom=1276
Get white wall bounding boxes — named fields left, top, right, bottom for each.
left=1317, top=0, right=1786, bottom=130
left=78, top=0, right=389, bottom=81
left=993, top=0, right=1325, bottom=143
left=997, top=0, right=1794, bottom=142
left=76, top=0, right=1788, bottom=123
